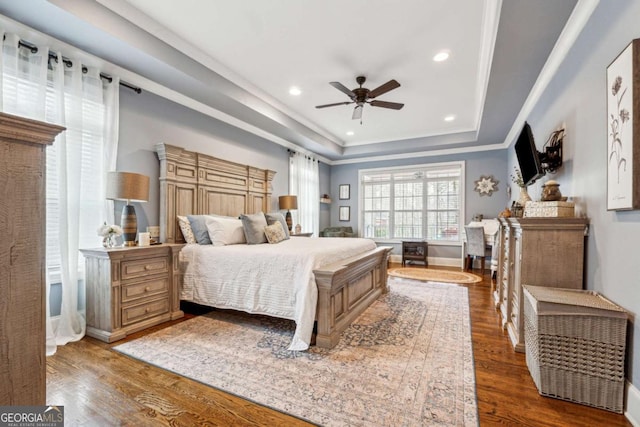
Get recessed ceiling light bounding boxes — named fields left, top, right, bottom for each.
left=433, top=51, right=450, bottom=62
left=289, top=86, right=302, bottom=96
left=444, top=115, right=456, bottom=122
left=346, top=131, right=355, bottom=136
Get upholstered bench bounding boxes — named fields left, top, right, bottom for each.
left=320, top=226, right=355, bottom=237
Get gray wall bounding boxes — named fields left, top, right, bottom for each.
left=115, top=88, right=332, bottom=234
left=330, top=149, right=509, bottom=259
left=512, top=0, right=640, bottom=388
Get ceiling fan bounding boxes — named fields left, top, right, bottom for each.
left=315, top=76, right=404, bottom=122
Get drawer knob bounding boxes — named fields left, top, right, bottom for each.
left=145, top=286, right=150, bottom=292
left=144, top=265, right=151, bottom=270
left=145, top=308, right=150, bottom=313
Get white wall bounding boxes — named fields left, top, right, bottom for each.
left=514, top=0, right=640, bottom=388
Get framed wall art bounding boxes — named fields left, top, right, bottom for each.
left=339, top=206, right=350, bottom=221
left=339, top=184, right=350, bottom=200
left=607, top=39, right=640, bottom=210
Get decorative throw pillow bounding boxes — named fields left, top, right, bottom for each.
left=264, top=221, right=287, bottom=244
left=206, top=216, right=246, bottom=246
left=177, top=215, right=197, bottom=244
left=240, top=212, right=268, bottom=244
left=264, top=212, right=290, bottom=239
left=187, top=215, right=213, bottom=245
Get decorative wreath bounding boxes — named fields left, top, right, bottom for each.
left=474, top=175, right=499, bottom=197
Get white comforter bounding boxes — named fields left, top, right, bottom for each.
left=180, top=237, right=377, bottom=350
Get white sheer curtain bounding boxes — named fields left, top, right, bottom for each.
left=0, top=32, right=120, bottom=355
left=289, top=152, right=320, bottom=236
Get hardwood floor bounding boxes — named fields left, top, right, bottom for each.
left=47, top=264, right=632, bottom=426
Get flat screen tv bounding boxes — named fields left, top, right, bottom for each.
left=515, top=122, right=544, bottom=186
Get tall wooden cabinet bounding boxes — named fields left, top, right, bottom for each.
left=0, top=113, right=65, bottom=405
left=496, top=217, right=589, bottom=352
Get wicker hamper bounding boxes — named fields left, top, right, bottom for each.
left=523, top=285, right=628, bottom=413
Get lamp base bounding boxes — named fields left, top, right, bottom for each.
left=121, top=204, right=138, bottom=246
left=285, top=210, right=292, bottom=231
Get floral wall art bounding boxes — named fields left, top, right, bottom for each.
left=607, top=39, right=640, bottom=210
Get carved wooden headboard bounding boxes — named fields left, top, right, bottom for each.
left=155, top=143, right=276, bottom=243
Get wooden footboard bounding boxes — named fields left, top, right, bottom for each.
left=313, top=246, right=392, bottom=349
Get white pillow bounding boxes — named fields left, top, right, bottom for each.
left=206, top=216, right=246, bottom=246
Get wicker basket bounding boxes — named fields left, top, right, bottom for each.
left=523, top=285, right=628, bottom=413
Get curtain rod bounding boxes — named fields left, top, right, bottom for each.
left=16, top=39, right=141, bottom=94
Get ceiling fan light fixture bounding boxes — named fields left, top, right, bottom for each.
left=433, top=50, right=450, bottom=62
left=288, top=86, right=302, bottom=96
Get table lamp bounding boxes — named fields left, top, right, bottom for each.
left=278, top=195, right=298, bottom=231
left=106, top=171, right=150, bottom=246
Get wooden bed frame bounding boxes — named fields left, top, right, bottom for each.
left=155, top=143, right=391, bottom=349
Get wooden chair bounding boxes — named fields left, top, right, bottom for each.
left=464, top=226, right=490, bottom=275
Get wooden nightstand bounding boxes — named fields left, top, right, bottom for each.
left=402, top=240, right=428, bottom=267
left=80, top=244, right=184, bottom=342
left=291, top=232, right=313, bottom=237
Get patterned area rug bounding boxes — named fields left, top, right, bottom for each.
left=388, top=268, right=482, bottom=284
left=114, top=279, right=478, bottom=426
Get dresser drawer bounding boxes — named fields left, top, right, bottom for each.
left=121, top=297, right=169, bottom=326
left=121, top=277, right=169, bottom=304
left=121, top=256, right=168, bottom=281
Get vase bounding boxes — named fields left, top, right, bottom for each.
left=102, top=234, right=117, bottom=248
left=518, top=186, right=532, bottom=206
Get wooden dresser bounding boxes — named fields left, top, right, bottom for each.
left=0, top=113, right=65, bottom=405
left=80, top=244, right=184, bottom=342
left=496, top=217, right=589, bottom=352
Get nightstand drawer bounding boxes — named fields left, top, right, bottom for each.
left=121, top=256, right=169, bottom=281
left=121, top=277, right=169, bottom=304
left=122, top=297, right=169, bottom=326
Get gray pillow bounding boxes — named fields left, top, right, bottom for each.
left=264, top=212, right=290, bottom=239
left=187, top=215, right=212, bottom=244
left=240, top=212, right=268, bottom=244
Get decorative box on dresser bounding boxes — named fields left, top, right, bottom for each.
left=80, top=244, right=184, bottom=342
left=0, top=113, right=65, bottom=405
left=497, top=217, right=589, bottom=352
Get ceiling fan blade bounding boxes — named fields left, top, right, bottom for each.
left=330, top=81, right=356, bottom=99
left=352, top=105, right=363, bottom=120
left=370, top=100, right=404, bottom=110
left=367, top=79, right=401, bottom=99
left=315, top=101, right=353, bottom=109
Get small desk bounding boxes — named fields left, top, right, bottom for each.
left=402, top=240, right=428, bottom=267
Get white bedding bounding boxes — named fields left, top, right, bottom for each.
left=179, top=237, right=377, bottom=350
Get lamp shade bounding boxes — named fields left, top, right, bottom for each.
left=279, top=195, right=298, bottom=210
left=106, top=171, right=149, bottom=202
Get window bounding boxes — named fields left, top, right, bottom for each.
left=359, top=162, right=464, bottom=242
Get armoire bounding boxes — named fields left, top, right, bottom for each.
left=0, top=112, right=65, bottom=404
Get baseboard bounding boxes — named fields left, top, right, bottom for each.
left=627, top=381, right=640, bottom=426
left=388, top=255, right=461, bottom=267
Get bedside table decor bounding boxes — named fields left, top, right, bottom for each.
left=97, top=223, right=122, bottom=248
left=106, top=171, right=150, bottom=246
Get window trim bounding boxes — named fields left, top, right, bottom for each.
left=357, top=161, right=465, bottom=244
